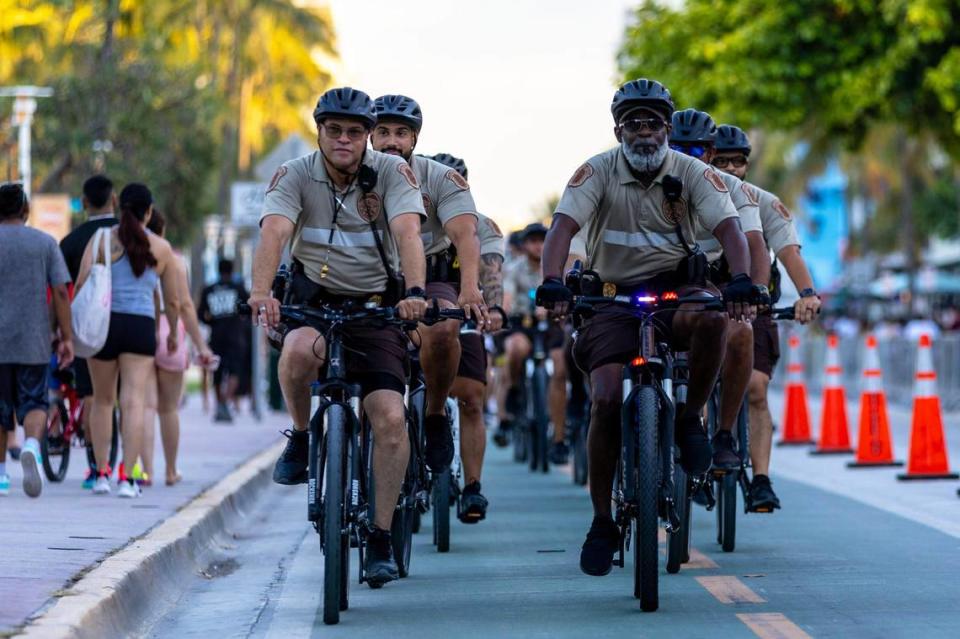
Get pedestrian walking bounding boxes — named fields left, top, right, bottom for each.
left=76, top=183, right=181, bottom=498
left=0, top=183, right=74, bottom=498
left=141, top=209, right=214, bottom=486
left=199, top=259, right=249, bottom=423
left=59, top=174, right=119, bottom=488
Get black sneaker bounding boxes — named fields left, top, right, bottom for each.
left=579, top=516, right=620, bottom=576
left=364, top=527, right=399, bottom=588
left=675, top=413, right=712, bottom=475
left=493, top=420, right=512, bottom=448
left=272, top=429, right=308, bottom=485
left=747, top=474, right=781, bottom=512
left=214, top=403, right=234, bottom=424
left=549, top=440, right=570, bottom=465
left=711, top=430, right=740, bottom=470
left=424, top=413, right=454, bottom=472
left=458, top=481, right=488, bottom=524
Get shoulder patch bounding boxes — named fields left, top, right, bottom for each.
left=358, top=192, right=382, bottom=222
left=772, top=199, right=792, bottom=220
left=484, top=217, right=503, bottom=238
left=397, top=162, right=419, bottom=189
left=266, top=166, right=287, bottom=194
left=740, top=182, right=759, bottom=206
left=704, top=168, right=728, bottom=193
left=567, top=162, right=595, bottom=188
left=661, top=196, right=688, bottom=225
left=421, top=193, right=434, bottom=216
left=445, top=169, right=470, bottom=191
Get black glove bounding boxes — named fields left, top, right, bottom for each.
left=535, top=277, right=573, bottom=307
left=753, top=284, right=771, bottom=307
left=722, top=273, right=755, bottom=304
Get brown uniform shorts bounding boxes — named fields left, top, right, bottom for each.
left=573, top=283, right=719, bottom=375
left=425, top=281, right=459, bottom=305
left=752, top=314, right=781, bottom=378
left=457, top=332, right=488, bottom=384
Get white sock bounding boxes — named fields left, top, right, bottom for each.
left=24, top=437, right=39, bottom=452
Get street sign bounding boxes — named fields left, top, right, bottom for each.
left=230, top=182, right=267, bottom=227
left=29, top=194, right=71, bottom=241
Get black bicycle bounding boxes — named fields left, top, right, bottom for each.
left=505, top=309, right=552, bottom=473
left=572, top=291, right=725, bottom=612
left=241, top=302, right=457, bottom=625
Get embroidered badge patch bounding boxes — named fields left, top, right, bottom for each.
left=445, top=169, right=470, bottom=190
left=662, top=196, right=688, bottom=225
left=772, top=199, right=792, bottom=220
left=398, top=162, right=419, bottom=188
left=704, top=168, right=729, bottom=193
left=266, top=166, right=287, bottom=194
left=358, top=192, right=382, bottom=222
left=568, top=163, right=594, bottom=188
left=741, top=182, right=759, bottom=206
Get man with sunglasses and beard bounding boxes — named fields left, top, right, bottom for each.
left=370, top=95, right=487, bottom=478
left=535, top=79, right=757, bottom=578
left=669, top=109, right=767, bottom=472
left=710, top=124, right=820, bottom=512
left=251, top=87, right=428, bottom=587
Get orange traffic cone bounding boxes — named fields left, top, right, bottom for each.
left=811, top=334, right=853, bottom=455
left=848, top=335, right=902, bottom=468
left=898, top=334, right=958, bottom=480
left=778, top=334, right=814, bottom=446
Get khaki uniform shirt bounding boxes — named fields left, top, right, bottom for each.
left=504, top=258, right=541, bottom=315
left=412, top=154, right=477, bottom=256
left=260, top=150, right=425, bottom=295
left=695, top=170, right=763, bottom=261
left=744, top=183, right=800, bottom=255
left=555, top=147, right=738, bottom=286
left=477, top=213, right=505, bottom=258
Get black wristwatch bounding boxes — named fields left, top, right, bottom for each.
left=799, top=288, right=819, bottom=299
left=404, top=286, right=425, bottom=300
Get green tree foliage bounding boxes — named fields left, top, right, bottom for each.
left=0, top=0, right=336, bottom=243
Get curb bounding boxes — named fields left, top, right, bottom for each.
left=15, top=438, right=286, bottom=639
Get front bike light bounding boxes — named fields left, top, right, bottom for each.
left=634, top=294, right=658, bottom=305
left=630, top=356, right=647, bottom=367
left=661, top=291, right=679, bottom=302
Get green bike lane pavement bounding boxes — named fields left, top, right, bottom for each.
left=0, top=398, right=284, bottom=636
left=147, top=436, right=960, bottom=639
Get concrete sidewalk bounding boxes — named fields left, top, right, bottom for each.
left=0, top=396, right=284, bottom=635
left=768, top=388, right=960, bottom=539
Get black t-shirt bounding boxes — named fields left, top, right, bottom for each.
left=199, top=279, right=249, bottom=350
left=59, top=216, right=118, bottom=282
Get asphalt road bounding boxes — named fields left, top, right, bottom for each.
left=146, top=439, right=960, bottom=639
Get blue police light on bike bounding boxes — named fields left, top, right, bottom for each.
left=634, top=294, right=658, bottom=305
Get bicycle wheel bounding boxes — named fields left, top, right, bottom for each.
left=666, top=465, right=687, bottom=574
left=392, top=425, right=418, bottom=577
left=634, top=385, right=660, bottom=612
left=573, top=418, right=589, bottom=486
left=432, top=468, right=452, bottom=553
left=41, top=401, right=70, bottom=482
left=717, top=472, right=737, bottom=553
left=531, top=366, right=549, bottom=473
left=322, top=403, right=347, bottom=625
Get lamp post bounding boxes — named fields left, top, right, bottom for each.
left=0, top=86, right=54, bottom=198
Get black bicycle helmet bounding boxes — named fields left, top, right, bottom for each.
left=670, top=109, right=717, bottom=144
left=715, top=125, right=752, bottom=155
left=313, top=87, right=376, bottom=128
left=373, top=94, right=423, bottom=132
left=521, top=222, right=548, bottom=242
left=611, top=78, right=675, bottom=123
left=430, top=152, right=468, bottom=179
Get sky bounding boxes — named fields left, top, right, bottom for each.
left=317, top=0, right=636, bottom=231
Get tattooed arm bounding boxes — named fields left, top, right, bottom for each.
left=480, top=252, right=504, bottom=331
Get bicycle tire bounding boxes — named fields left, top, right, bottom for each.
left=634, top=385, right=660, bottom=612
left=573, top=419, right=588, bottom=486
left=513, top=418, right=528, bottom=463
left=393, top=428, right=418, bottom=577
left=322, top=403, right=347, bottom=625
left=41, top=401, right=70, bottom=482
left=718, top=472, right=737, bottom=552
left=531, top=366, right=549, bottom=474
left=666, top=465, right=687, bottom=574
left=432, top=468, right=452, bottom=553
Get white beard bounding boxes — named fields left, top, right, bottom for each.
left=622, top=138, right=668, bottom=174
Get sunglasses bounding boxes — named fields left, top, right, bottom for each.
left=322, top=123, right=368, bottom=142
left=620, top=118, right=668, bottom=134
left=669, top=143, right=708, bottom=159
left=711, top=156, right=748, bottom=168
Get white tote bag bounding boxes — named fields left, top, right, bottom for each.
left=71, top=228, right=113, bottom=358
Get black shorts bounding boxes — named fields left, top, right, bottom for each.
left=94, top=313, right=157, bottom=360
left=573, top=283, right=719, bottom=374
left=457, top=332, right=488, bottom=384
left=0, top=363, right=49, bottom=430
left=212, top=343, right=246, bottom=387
left=425, top=281, right=459, bottom=305
left=752, top=314, right=781, bottom=378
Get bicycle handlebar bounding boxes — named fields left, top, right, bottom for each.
left=237, top=302, right=464, bottom=329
